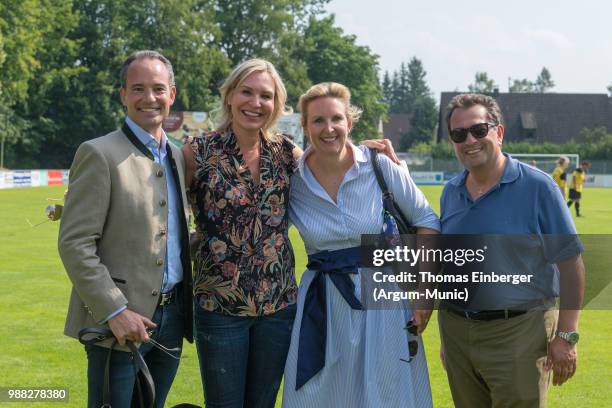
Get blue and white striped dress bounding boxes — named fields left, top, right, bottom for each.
left=282, top=144, right=440, bottom=408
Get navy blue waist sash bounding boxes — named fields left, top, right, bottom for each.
left=296, top=246, right=363, bottom=390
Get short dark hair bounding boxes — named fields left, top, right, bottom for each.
left=120, top=50, right=175, bottom=88
left=445, top=93, right=503, bottom=133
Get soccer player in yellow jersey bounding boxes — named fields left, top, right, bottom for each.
left=567, top=160, right=591, bottom=217
left=551, top=156, right=569, bottom=199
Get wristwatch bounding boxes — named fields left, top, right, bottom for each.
left=556, top=330, right=580, bottom=345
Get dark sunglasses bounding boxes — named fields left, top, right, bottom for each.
left=449, top=122, right=496, bottom=143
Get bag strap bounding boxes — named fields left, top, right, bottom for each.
left=102, top=338, right=115, bottom=408
left=369, top=148, right=415, bottom=234
left=78, top=328, right=155, bottom=408
left=370, top=148, right=393, bottom=200
left=129, top=341, right=154, bottom=408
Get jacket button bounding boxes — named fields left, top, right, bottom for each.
left=159, top=199, right=167, bottom=207
left=152, top=289, right=159, bottom=296
left=156, top=259, right=164, bottom=266
left=156, top=169, right=164, bottom=177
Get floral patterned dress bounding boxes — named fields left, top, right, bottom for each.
left=189, top=128, right=298, bottom=316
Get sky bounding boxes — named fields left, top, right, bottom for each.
left=325, top=0, right=612, bottom=99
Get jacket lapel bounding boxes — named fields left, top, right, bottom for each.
left=121, top=122, right=154, bottom=161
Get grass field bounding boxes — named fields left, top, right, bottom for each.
left=1, top=185, right=611, bottom=407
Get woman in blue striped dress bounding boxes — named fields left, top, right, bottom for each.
left=282, top=82, right=440, bottom=407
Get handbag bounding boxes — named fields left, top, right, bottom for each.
left=370, top=148, right=417, bottom=235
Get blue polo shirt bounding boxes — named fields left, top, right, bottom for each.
left=440, top=154, right=582, bottom=310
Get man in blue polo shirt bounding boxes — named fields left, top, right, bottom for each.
left=438, top=93, right=585, bottom=408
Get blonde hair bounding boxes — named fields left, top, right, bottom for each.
left=298, top=82, right=362, bottom=127
left=557, top=156, right=569, bottom=166
left=215, top=58, right=290, bottom=140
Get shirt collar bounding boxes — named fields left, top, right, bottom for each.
left=448, top=153, right=519, bottom=187
left=297, top=142, right=367, bottom=178
left=125, top=116, right=167, bottom=156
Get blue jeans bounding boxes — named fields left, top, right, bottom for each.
left=85, top=287, right=185, bottom=408
left=195, top=304, right=296, bottom=408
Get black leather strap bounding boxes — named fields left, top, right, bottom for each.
left=78, top=328, right=155, bottom=408
left=369, top=149, right=416, bottom=234
left=446, top=308, right=527, bottom=321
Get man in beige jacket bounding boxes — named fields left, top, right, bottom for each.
left=58, top=50, right=193, bottom=408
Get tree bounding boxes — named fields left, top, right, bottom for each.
left=208, top=0, right=327, bottom=105
left=508, top=68, right=554, bottom=94
left=0, top=0, right=41, bottom=107
left=1, top=0, right=390, bottom=166
left=9, top=0, right=228, bottom=168
left=119, top=0, right=228, bottom=111
left=579, top=126, right=611, bottom=144
left=534, top=67, right=555, bottom=93
left=400, top=96, right=437, bottom=150
left=392, top=63, right=410, bottom=113
left=0, top=0, right=42, bottom=162
left=468, top=72, right=498, bottom=93
left=400, top=58, right=437, bottom=149
left=509, top=78, right=534, bottom=93
left=209, top=0, right=327, bottom=64
left=267, top=29, right=312, bottom=108
left=406, top=58, right=430, bottom=103
left=383, top=57, right=438, bottom=149
left=382, top=71, right=392, bottom=106
left=0, top=0, right=85, bottom=168
left=301, top=15, right=386, bottom=140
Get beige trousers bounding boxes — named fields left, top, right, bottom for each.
left=439, top=308, right=558, bottom=408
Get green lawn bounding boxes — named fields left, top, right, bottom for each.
left=1, top=185, right=610, bottom=407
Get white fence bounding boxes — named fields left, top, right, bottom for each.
left=584, top=174, right=612, bottom=188
left=0, top=170, right=69, bottom=189
left=1, top=169, right=611, bottom=189
left=408, top=169, right=612, bottom=187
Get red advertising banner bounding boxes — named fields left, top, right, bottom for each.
left=48, top=170, right=63, bottom=185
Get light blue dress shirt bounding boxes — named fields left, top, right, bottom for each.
left=126, top=117, right=183, bottom=294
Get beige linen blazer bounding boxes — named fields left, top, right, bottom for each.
left=58, top=124, right=193, bottom=348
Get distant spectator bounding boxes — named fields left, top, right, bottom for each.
left=551, top=156, right=570, bottom=199
left=567, top=160, right=591, bottom=217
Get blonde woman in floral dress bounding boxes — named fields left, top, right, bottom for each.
left=182, top=59, right=298, bottom=408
